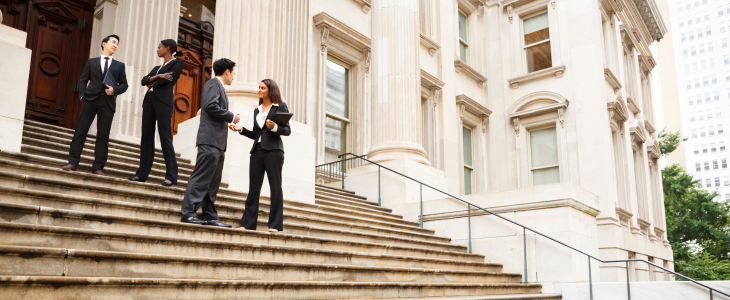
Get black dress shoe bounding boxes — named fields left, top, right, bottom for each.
left=181, top=216, right=207, bottom=225
left=204, top=219, right=232, bottom=228
left=128, top=177, right=144, bottom=182
left=161, top=180, right=175, bottom=187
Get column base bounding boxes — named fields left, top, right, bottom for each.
left=366, top=142, right=430, bottom=166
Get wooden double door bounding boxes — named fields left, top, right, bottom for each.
left=1, top=0, right=95, bottom=129
left=172, top=18, right=213, bottom=135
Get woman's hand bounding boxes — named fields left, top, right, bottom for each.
left=266, top=119, right=275, bottom=129
left=158, top=72, right=173, bottom=81
left=228, top=124, right=242, bottom=132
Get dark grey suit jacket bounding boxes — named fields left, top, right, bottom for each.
left=196, top=78, right=235, bottom=151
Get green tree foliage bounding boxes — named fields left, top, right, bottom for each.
left=674, top=252, right=730, bottom=280
left=657, top=128, right=687, bottom=157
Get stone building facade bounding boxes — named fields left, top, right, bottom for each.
left=3, top=0, right=674, bottom=290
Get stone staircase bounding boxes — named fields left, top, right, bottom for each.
left=0, top=120, right=561, bottom=299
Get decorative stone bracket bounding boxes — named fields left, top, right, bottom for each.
left=420, top=33, right=440, bottom=56
left=353, top=0, right=371, bottom=13
left=604, top=68, right=622, bottom=94
left=626, top=97, right=641, bottom=117
left=507, top=65, right=566, bottom=89
left=454, top=59, right=487, bottom=88
left=313, top=12, right=371, bottom=52
left=616, top=207, right=633, bottom=228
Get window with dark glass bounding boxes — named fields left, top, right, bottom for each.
left=523, top=12, right=551, bottom=73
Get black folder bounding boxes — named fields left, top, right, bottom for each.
left=270, top=112, right=293, bottom=126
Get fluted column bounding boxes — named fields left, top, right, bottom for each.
left=367, top=0, right=429, bottom=165
left=213, top=0, right=308, bottom=122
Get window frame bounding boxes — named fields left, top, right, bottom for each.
left=462, top=125, right=476, bottom=195
left=521, top=10, right=552, bottom=73
left=457, top=8, right=470, bottom=63
left=527, top=125, right=560, bottom=186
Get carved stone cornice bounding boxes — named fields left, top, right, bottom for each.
left=637, top=218, right=651, bottom=235
left=420, top=33, right=440, bottom=56
left=647, top=139, right=661, bottom=159
left=420, top=69, right=445, bottom=90
left=608, top=96, right=628, bottom=123
left=626, top=97, right=641, bottom=116
left=454, top=60, right=487, bottom=88
left=313, top=12, right=371, bottom=51
left=509, top=100, right=569, bottom=120
left=616, top=207, right=633, bottom=228
left=456, top=94, right=492, bottom=119
left=353, top=0, right=371, bottom=13
left=631, top=0, right=666, bottom=42
left=508, top=65, right=566, bottom=89
left=654, top=226, right=665, bottom=238
left=620, top=25, right=639, bottom=48
left=630, top=123, right=646, bottom=143
left=638, top=54, right=656, bottom=72
left=644, top=119, right=655, bottom=134
left=604, top=68, right=622, bottom=94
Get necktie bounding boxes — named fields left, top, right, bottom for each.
left=103, top=57, right=109, bottom=76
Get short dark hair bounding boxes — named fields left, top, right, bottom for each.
left=213, top=58, right=236, bottom=76
left=101, top=34, right=120, bottom=51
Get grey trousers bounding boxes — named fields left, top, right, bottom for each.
left=180, top=145, right=225, bottom=220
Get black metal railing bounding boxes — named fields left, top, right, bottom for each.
left=318, top=153, right=730, bottom=300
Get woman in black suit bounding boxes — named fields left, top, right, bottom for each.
left=129, top=39, right=184, bottom=187
left=228, top=79, right=291, bottom=232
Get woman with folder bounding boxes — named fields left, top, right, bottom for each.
left=228, top=79, right=291, bottom=232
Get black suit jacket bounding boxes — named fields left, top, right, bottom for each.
left=141, top=60, right=184, bottom=107
left=240, top=103, right=292, bottom=153
left=78, top=57, right=129, bottom=111
left=197, top=78, right=235, bottom=151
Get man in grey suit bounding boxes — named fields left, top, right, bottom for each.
left=180, top=58, right=240, bottom=227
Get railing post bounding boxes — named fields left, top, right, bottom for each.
left=468, top=205, right=472, bottom=254
left=588, top=256, right=593, bottom=300
left=626, top=261, right=631, bottom=300
left=378, top=166, right=381, bottom=207
left=341, top=159, right=345, bottom=190
left=710, top=289, right=713, bottom=300
left=419, top=183, right=423, bottom=228
left=523, top=227, right=527, bottom=283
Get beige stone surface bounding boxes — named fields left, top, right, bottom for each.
left=0, top=25, right=31, bottom=153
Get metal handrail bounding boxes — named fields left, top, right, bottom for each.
left=324, top=153, right=730, bottom=300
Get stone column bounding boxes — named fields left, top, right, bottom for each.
left=367, top=0, right=429, bottom=166
left=213, top=0, right=308, bottom=122
left=0, top=24, right=32, bottom=153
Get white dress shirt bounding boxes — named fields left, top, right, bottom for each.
left=255, top=104, right=279, bottom=142
left=100, top=54, right=113, bottom=73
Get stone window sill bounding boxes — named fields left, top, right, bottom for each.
left=420, top=33, right=440, bottom=56
left=508, top=65, right=566, bottom=89
left=604, top=68, right=622, bottom=94
left=454, top=59, right=487, bottom=88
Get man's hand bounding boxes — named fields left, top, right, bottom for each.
left=105, top=85, right=114, bottom=95
left=228, top=124, right=242, bottom=132
left=266, top=119, right=275, bottom=129
left=232, top=113, right=241, bottom=124
left=146, top=84, right=154, bottom=88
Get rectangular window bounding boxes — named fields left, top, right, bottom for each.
left=685, top=64, right=691, bottom=74
left=714, top=160, right=719, bottom=169
left=458, top=10, right=469, bottom=63
left=724, top=176, right=729, bottom=186
left=723, top=159, right=728, bottom=168
left=703, top=76, right=709, bottom=86
left=689, top=97, right=694, bottom=105
left=723, top=38, right=728, bottom=48
left=710, top=58, right=716, bottom=68
left=530, top=127, right=559, bottom=186
left=716, top=177, right=721, bottom=187
left=696, top=163, right=702, bottom=171
left=463, top=126, right=473, bottom=195
left=706, top=178, right=712, bottom=188
left=693, top=62, right=699, bottom=72
left=523, top=12, right=552, bottom=73
left=324, top=59, right=350, bottom=164
left=695, top=78, right=700, bottom=88
left=711, top=142, right=717, bottom=152
left=705, top=93, right=711, bottom=102
left=687, top=80, right=692, bottom=90
left=691, top=117, right=696, bottom=122
left=701, top=127, right=707, bottom=137
left=706, top=26, right=712, bottom=35
left=691, top=46, right=697, bottom=56
left=705, top=161, right=710, bottom=170
left=683, top=49, right=688, bottom=57
left=681, top=33, right=687, bottom=42
left=724, top=54, right=729, bottom=64
left=703, top=144, right=708, bottom=154
left=719, top=124, right=724, bottom=134
left=709, top=42, right=714, bottom=52
left=710, top=126, right=715, bottom=136
left=694, top=145, right=700, bottom=155
left=701, top=60, right=707, bottom=70
left=712, top=74, right=718, bottom=84
left=700, top=44, right=705, bottom=53
left=714, top=91, right=720, bottom=100
left=720, top=141, right=726, bottom=151
left=692, top=129, right=698, bottom=138
left=699, top=114, right=705, bottom=121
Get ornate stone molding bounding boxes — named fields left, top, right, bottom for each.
left=507, top=5, right=514, bottom=23
left=420, top=69, right=445, bottom=90
left=608, top=96, right=629, bottom=123
left=454, top=60, right=487, bottom=88
left=353, top=0, right=371, bottom=13
left=319, top=27, right=329, bottom=53
left=626, top=97, right=641, bottom=116
left=632, top=0, right=666, bottom=42
left=313, top=12, right=371, bottom=52
left=644, top=119, right=655, bottom=134
left=179, top=5, right=187, bottom=18
left=638, top=54, right=657, bottom=72
left=420, top=33, right=440, bottom=56
left=604, top=68, right=622, bottom=94
left=422, top=198, right=602, bottom=222
left=364, top=51, right=371, bottom=74
left=616, top=207, right=633, bottom=228
left=509, top=100, right=569, bottom=120
left=508, top=65, right=566, bottom=89
left=647, top=139, right=661, bottom=159
left=630, top=123, right=646, bottom=143
left=637, top=218, right=651, bottom=236
left=456, top=94, right=492, bottom=120
left=620, top=25, right=639, bottom=49
left=654, top=226, right=665, bottom=238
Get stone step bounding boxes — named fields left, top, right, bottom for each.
left=0, top=245, right=521, bottom=284
left=0, top=156, right=423, bottom=231
left=0, top=186, right=444, bottom=243
left=2, top=203, right=468, bottom=254
left=360, top=295, right=563, bottom=300
left=23, top=121, right=185, bottom=161
left=316, top=184, right=368, bottom=199
left=20, top=144, right=193, bottom=180
left=315, top=192, right=386, bottom=213
left=0, top=276, right=544, bottom=299
left=22, top=134, right=196, bottom=171
left=0, top=218, right=483, bottom=265
left=316, top=184, right=359, bottom=195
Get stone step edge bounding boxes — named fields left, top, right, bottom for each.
left=316, top=184, right=358, bottom=195
left=0, top=222, right=486, bottom=264
left=0, top=276, right=545, bottom=289
left=0, top=187, right=445, bottom=242
left=354, top=294, right=563, bottom=300
left=23, top=120, right=182, bottom=158
left=315, top=193, right=383, bottom=210
left=0, top=173, right=428, bottom=235
left=21, top=131, right=192, bottom=165
left=20, top=144, right=194, bottom=178
left=4, top=203, right=474, bottom=255
left=0, top=245, right=520, bottom=279
left=21, top=136, right=196, bottom=171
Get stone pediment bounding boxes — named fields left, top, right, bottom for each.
left=508, top=91, right=569, bottom=119
left=313, top=12, right=371, bottom=51
left=608, top=95, right=629, bottom=123
left=630, top=122, right=646, bottom=143
left=647, top=139, right=661, bottom=159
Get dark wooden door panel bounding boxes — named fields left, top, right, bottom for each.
left=0, top=0, right=29, bottom=30
left=173, top=18, right=213, bottom=135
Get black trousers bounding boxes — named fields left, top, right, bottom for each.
left=135, top=92, right=178, bottom=183
left=240, top=144, right=285, bottom=231
left=68, top=97, right=115, bottom=172
left=180, top=145, right=225, bottom=221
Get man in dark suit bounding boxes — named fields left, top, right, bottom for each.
left=180, top=58, right=240, bottom=227
left=62, top=34, right=129, bottom=176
